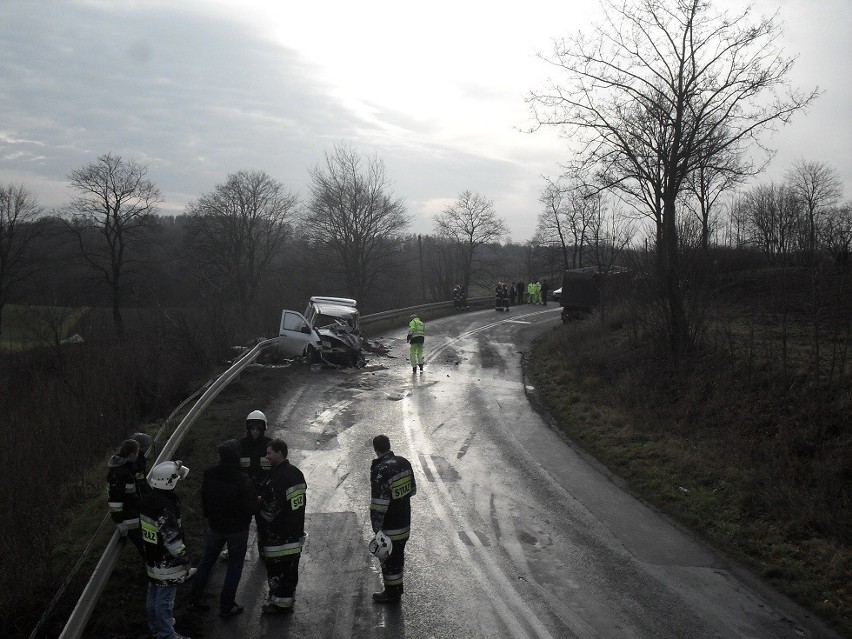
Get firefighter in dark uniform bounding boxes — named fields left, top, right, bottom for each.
left=239, top=409, right=272, bottom=488
left=107, top=438, right=145, bottom=556
left=258, top=438, right=307, bottom=614
left=370, top=434, right=417, bottom=603
left=131, top=431, right=155, bottom=498
left=140, top=460, right=194, bottom=639
left=230, top=409, right=272, bottom=561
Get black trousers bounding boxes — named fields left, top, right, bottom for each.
left=381, top=538, right=407, bottom=596
left=265, top=554, right=301, bottom=608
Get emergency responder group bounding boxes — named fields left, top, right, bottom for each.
left=108, top=411, right=415, bottom=638
left=449, top=279, right=551, bottom=313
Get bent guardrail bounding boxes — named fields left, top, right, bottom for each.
left=56, top=298, right=494, bottom=637
left=57, top=337, right=283, bottom=639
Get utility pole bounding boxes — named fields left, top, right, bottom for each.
left=418, top=234, right=426, bottom=303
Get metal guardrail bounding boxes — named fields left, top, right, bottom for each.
left=57, top=337, right=284, bottom=639
left=56, top=296, right=494, bottom=637
left=359, top=296, right=492, bottom=326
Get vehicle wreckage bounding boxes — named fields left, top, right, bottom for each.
left=278, top=296, right=364, bottom=367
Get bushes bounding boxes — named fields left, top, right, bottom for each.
left=531, top=265, right=851, bottom=634
left=0, top=308, right=232, bottom=637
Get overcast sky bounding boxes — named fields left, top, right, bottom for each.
left=1, top=0, right=850, bottom=242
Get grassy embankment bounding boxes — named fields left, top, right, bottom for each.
left=529, top=267, right=850, bottom=637
left=26, top=363, right=293, bottom=639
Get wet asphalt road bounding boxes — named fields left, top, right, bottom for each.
left=185, top=307, right=837, bottom=639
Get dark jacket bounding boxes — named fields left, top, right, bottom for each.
left=132, top=453, right=152, bottom=500
left=370, top=451, right=416, bottom=541
left=258, top=459, right=307, bottom=549
left=107, top=455, right=140, bottom=529
left=201, top=440, right=259, bottom=534
left=239, top=433, right=272, bottom=488
left=139, top=489, right=191, bottom=584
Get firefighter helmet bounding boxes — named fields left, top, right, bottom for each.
left=246, top=409, right=267, bottom=434
left=148, top=460, right=189, bottom=490
left=368, top=530, right=393, bottom=561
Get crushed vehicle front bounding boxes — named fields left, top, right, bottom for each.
left=305, top=297, right=364, bottom=366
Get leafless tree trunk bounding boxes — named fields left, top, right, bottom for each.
left=302, top=144, right=410, bottom=304
left=528, top=0, right=816, bottom=357
left=786, top=160, right=843, bottom=262
left=67, top=153, right=161, bottom=337
left=434, top=190, right=508, bottom=296
left=185, top=170, right=296, bottom=307
left=534, top=180, right=572, bottom=270
left=0, top=184, right=43, bottom=335
left=743, top=183, right=802, bottom=264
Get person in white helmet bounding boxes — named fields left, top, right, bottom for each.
left=239, top=410, right=272, bottom=490
left=140, top=460, right=194, bottom=639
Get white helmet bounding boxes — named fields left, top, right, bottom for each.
left=368, top=530, right=393, bottom=561
left=246, top=409, right=267, bottom=433
left=148, top=460, right=189, bottom=490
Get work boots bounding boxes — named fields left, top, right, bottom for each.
left=372, top=590, right=402, bottom=604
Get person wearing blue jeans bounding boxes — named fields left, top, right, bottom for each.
left=140, top=460, right=194, bottom=639
left=146, top=584, right=177, bottom=639
left=187, top=440, right=258, bottom=617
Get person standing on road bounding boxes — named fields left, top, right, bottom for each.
left=407, top=312, right=425, bottom=373
left=517, top=280, right=525, bottom=304
left=370, top=434, right=417, bottom=604
left=140, top=460, right=195, bottom=639
left=540, top=279, right=548, bottom=306
left=258, top=438, right=307, bottom=615
left=239, top=410, right=272, bottom=489
left=231, top=409, right=272, bottom=560
left=107, top=438, right=145, bottom=557
left=186, top=440, right=258, bottom=618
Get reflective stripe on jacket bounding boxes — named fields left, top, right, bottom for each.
left=370, top=451, right=416, bottom=539
left=258, top=459, right=307, bottom=552
left=139, top=489, right=190, bottom=585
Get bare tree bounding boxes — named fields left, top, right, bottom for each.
left=685, top=149, right=746, bottom=250
left=302, top=144, right=410, bottom=304
left=528, top=0, right=816, bottom=356
left=434, top=190, right=508, bottom=296
left=535, top=180, right=572, bottom=270
left=785, top=160, right=843, bottom=261
left=67, top=153, right=161, bottom=336
left=820, top=202, right=852, bottom=264
left=185, top=170, right=296, bottom=307
left=0, top=184, right=42, bottom=336
left=743, top=183, right=802, bottom=263
left=587, top=199, right=634, bottom=322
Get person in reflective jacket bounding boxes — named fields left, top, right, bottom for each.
left=258, top=438, right=307, bottom=615
left=370, top=434, right=417, bottom=603
left=107, top=438, right=144, bottom=556
left=407, top=313, right=425, bottom=373
left=140, top=460, right=194, bottom=639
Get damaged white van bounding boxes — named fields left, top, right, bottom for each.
left=278, top=296, right=364, bottom=367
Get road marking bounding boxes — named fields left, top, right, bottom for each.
left=427, top=308, right=559, bottom=363
left=401, top=396, right=559, bottom=639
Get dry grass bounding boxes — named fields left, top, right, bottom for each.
left=530, top=266, right=851, bottom=637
